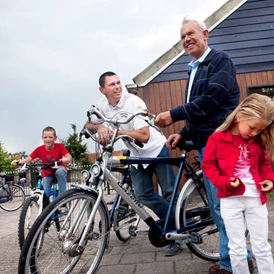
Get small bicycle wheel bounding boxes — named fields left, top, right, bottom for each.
left=19, top=188, right=110, bottom=274
left=176, top=171, right=220, bottom=262
left=114, top=197, right=138, bottom=241
left=18, top=195, right=40, bottom=249
left=0, top=184, right=25, bottom=211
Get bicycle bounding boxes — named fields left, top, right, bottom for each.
left=81, top=147, right=141, bottom=242
left=18, top=107, right=219, bottom=274
left=16, top=160, right=67, bottom=249
left=0, top=174, right=25, bottom=212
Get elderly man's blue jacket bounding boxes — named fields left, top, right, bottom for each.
left=170, top=48, right=240, bottom=150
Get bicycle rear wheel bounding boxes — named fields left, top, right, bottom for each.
left=19, top=188, right=110, bottom=274
left=18, top=195, right=40, bottom=249
left=114, top=197, right=138, bottom=241
left=176, top=171, right=219, bottom=262
left=0, top=184, right=25, bottom=211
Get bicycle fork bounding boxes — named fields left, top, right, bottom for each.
left=59, top=186, right=105, bottom=257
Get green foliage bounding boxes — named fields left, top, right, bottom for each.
left=0, top=142, right=15, bottom=172
left=60, top=124, right=90, bottom=166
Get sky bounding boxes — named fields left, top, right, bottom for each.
left=0, top=0, right=227, bottom=155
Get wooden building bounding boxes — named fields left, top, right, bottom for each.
left=127, top=0, right=274, bottom=158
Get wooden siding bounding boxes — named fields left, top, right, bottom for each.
left=136, top=70, right=274, bottom=160
left=151, top=0, right=274, bottom=83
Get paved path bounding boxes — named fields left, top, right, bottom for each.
left=1, top=194, right=274, bottom=274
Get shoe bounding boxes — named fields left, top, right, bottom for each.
left=57, top=205, right=68, bottom=214
left=209, top=265, right=232, bottom=274
left=209, top=260, right=254, bottom=274
left=164, top=242, right=181, bottom=256
left=219, top=270, right=232, bottom=274
left=248, top=260, right=254, bottom=273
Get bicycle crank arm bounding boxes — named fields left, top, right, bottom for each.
left=165, top=232, right=192, bottom=241
left=135, top=229, right=149, bottom=235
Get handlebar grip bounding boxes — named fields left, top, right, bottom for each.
left=134, top=139, right=144, bottom=148
left=79, top=129, right=90, bottom=141
left=88, top=106, right=101, bottom=119
left=16, top=161, right=24, bottom=166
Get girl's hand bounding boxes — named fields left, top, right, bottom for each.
left=230, top=177, right=240, bottom=187
left=260, top=180, right=274, bottom=192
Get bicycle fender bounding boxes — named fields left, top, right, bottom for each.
left=175, top=170, right=203, bottom=229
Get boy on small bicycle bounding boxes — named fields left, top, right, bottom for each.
left=11, top=126, right=72, bottom=196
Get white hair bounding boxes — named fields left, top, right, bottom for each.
left=182, top=16, right=207, bottom=31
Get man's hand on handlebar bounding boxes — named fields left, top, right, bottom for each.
left=166, top=134, right=182, bottom=149
left=95, top=125, right=114, bottom=146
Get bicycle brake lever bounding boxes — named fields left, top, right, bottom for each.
left=17, top=163, right=28, bottom=172
left=138, top=114, right=162, bottom=134
left=88, top=106, right=102, bottom=120
left=120, top=136, right=141, bottom=154
left=52, top=161, right=61, bottom=169
left=146, top=120, right=163, bottom=135
left=127, top=142, right=140, bottom=154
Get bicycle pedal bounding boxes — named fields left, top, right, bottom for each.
left=89, top=232, right=100, bottom=240
left=129, top=225, right=137, bottom=236
left=190, top=232, right=202, bottom=244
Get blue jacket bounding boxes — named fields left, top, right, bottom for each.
left=170, top=48, right=240, bottom=150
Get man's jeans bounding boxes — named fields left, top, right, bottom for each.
left=197, top=148, right=252, bottom=272
left=130, top=145, right=176, bottom=220
left=43, top=167, right=67, bottom=196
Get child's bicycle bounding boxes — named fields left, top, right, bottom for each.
left=18, top=107, right=219, bottom=274
left=16, top=160, right=67, bottom=249
left=0, top=174, right=25, bottom=212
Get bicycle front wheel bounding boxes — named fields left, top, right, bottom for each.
left=176, top=170, right=219, bottom=262
left=19, top=188, right=110, bottom=274
left=18, top=195, right=40, bottom=249
left=0, top=184, right=25, bottom=211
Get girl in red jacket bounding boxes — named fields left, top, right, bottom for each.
left=202, top=93, right=274, bottom=274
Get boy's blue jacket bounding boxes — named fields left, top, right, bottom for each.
left=170, top=48, right=240, bottom=150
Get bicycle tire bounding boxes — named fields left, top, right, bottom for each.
left=18, top=188, right=110, bottom=274
left=0, top=184, right=25, bottom=211
left=18, top=195, right=40, bottom=249
left=176, top=170, right=220, bottom=262
left=114, top=197, right=137, bottom=241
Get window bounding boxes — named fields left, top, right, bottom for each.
left=247, top=84, right=274, bottom=100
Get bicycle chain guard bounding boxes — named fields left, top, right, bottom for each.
left=148, top=219, right=173, bottom=247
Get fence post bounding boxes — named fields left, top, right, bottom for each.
left=30, top=167, right=37, bottom=189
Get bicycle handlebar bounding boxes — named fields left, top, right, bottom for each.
left=79, top=106, right=160, bottom=151
left=87, top=105, right=156, bottom=125
left=16, top=160, right=63, bottom=171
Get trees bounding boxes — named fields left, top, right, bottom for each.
left=60, top=124, right=90, bottom=167
left=0, top=142, right=15, bottom=172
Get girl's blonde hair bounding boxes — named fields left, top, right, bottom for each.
left=216, top=93, right=274, bottom=161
